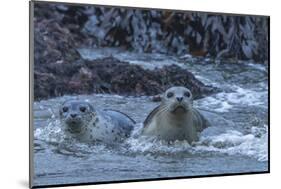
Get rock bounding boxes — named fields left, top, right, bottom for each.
left=151, top=95, right=162, bottom=102
left=34, top=57, right=219, bottom=100
left=32, top=2, right=222, bottom=100
left=33, top=2, right=268, bottom=64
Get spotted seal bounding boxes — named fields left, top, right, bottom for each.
left=59, top=99, right=135, bottom=143
left=142, top=86, right=210, bottom=143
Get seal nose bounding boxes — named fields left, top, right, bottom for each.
left=70, top=113, right=77, bottom=118
left=176, top=97, right=183, bottom=102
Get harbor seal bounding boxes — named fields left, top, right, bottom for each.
left=59, top=99, right=135, bottom=144
left=142, top=86, right=210, bottom=143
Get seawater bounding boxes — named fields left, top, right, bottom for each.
left=33, top=50, right=268, bottom=186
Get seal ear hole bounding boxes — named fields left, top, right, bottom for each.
left=80, top=106, right=87, bottom=113
left=62, top=106, right=69, bottom=113
left=167, top=92, right=174, bottom=98
left=184, top=91, right=191, bottom=98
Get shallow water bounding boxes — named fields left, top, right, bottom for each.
left=32, top=50, right=268, bottom=187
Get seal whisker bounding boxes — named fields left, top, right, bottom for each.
left=155, top=106, right=169, bottom=116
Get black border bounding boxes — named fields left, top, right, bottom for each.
left=29, top=0, right=270, bottom=188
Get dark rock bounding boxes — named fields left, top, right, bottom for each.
left=34, top=57, right=219, bottom=100
left=33, top=2, right=268, bottom=64
left=151, top=95, right=162, bottom=102
left=32, top=2, right=220, bottom=100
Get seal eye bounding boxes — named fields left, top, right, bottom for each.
left=184, top=91, right=191, bottom=98
left=80, top=106, right=86, bottom=112
left=62, top=106, right=68, bottom=113
left=167, top=92, right=174, bottom=98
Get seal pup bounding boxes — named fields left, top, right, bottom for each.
left=59, top=99, right=135, bottom=144
left=142, top=86, right=209, bottom=143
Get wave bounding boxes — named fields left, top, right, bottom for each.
left=126, top=124, right=268, bottom=162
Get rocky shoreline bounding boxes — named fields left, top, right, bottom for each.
left=34, top=57, right=219, bottom=100
left=32, top=2, right=267, bottom=100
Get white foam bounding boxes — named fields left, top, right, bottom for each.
left=34, top=119, right=64, bottom=144
left=34, top=119, right=108, bottom=155
left=197, top=85, right=267, bottom=113
left=196, top=96, right=233, bottom=112
left=119, top=59, right=185, bottom=70
left=247, top=63, right=267, bottom=72
left=195, top=126, right=268, bottom=161
left=127, top=136, right=192, bottom=154
left=126, top=123, right=192, bottom=154
left=78, top=48, right=185, bottom=70
left=126, top=124, right=268, bottom=162
left=224, top=86, right=267, bottom=106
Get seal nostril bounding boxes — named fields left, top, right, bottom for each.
left=71, top=114, right=77, bottom=118
left=177, top=97, right=183, bottom=102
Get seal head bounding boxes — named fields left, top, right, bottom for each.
left=59, top=100, right=96, bottom=135
left=163, top=86, right=193, bottom=114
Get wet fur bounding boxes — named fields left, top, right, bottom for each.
left=142, top=87, right=209, bottom=143
left=59, top=100, right=135, bottom=143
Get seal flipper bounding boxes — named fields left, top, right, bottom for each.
left=103, top=109, right=136, bottom=124
left=102, top=109, right=135, bottom=138
left=193, top=109, right=210, bottom=132
left=143, top=105, right=162, bottom=127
